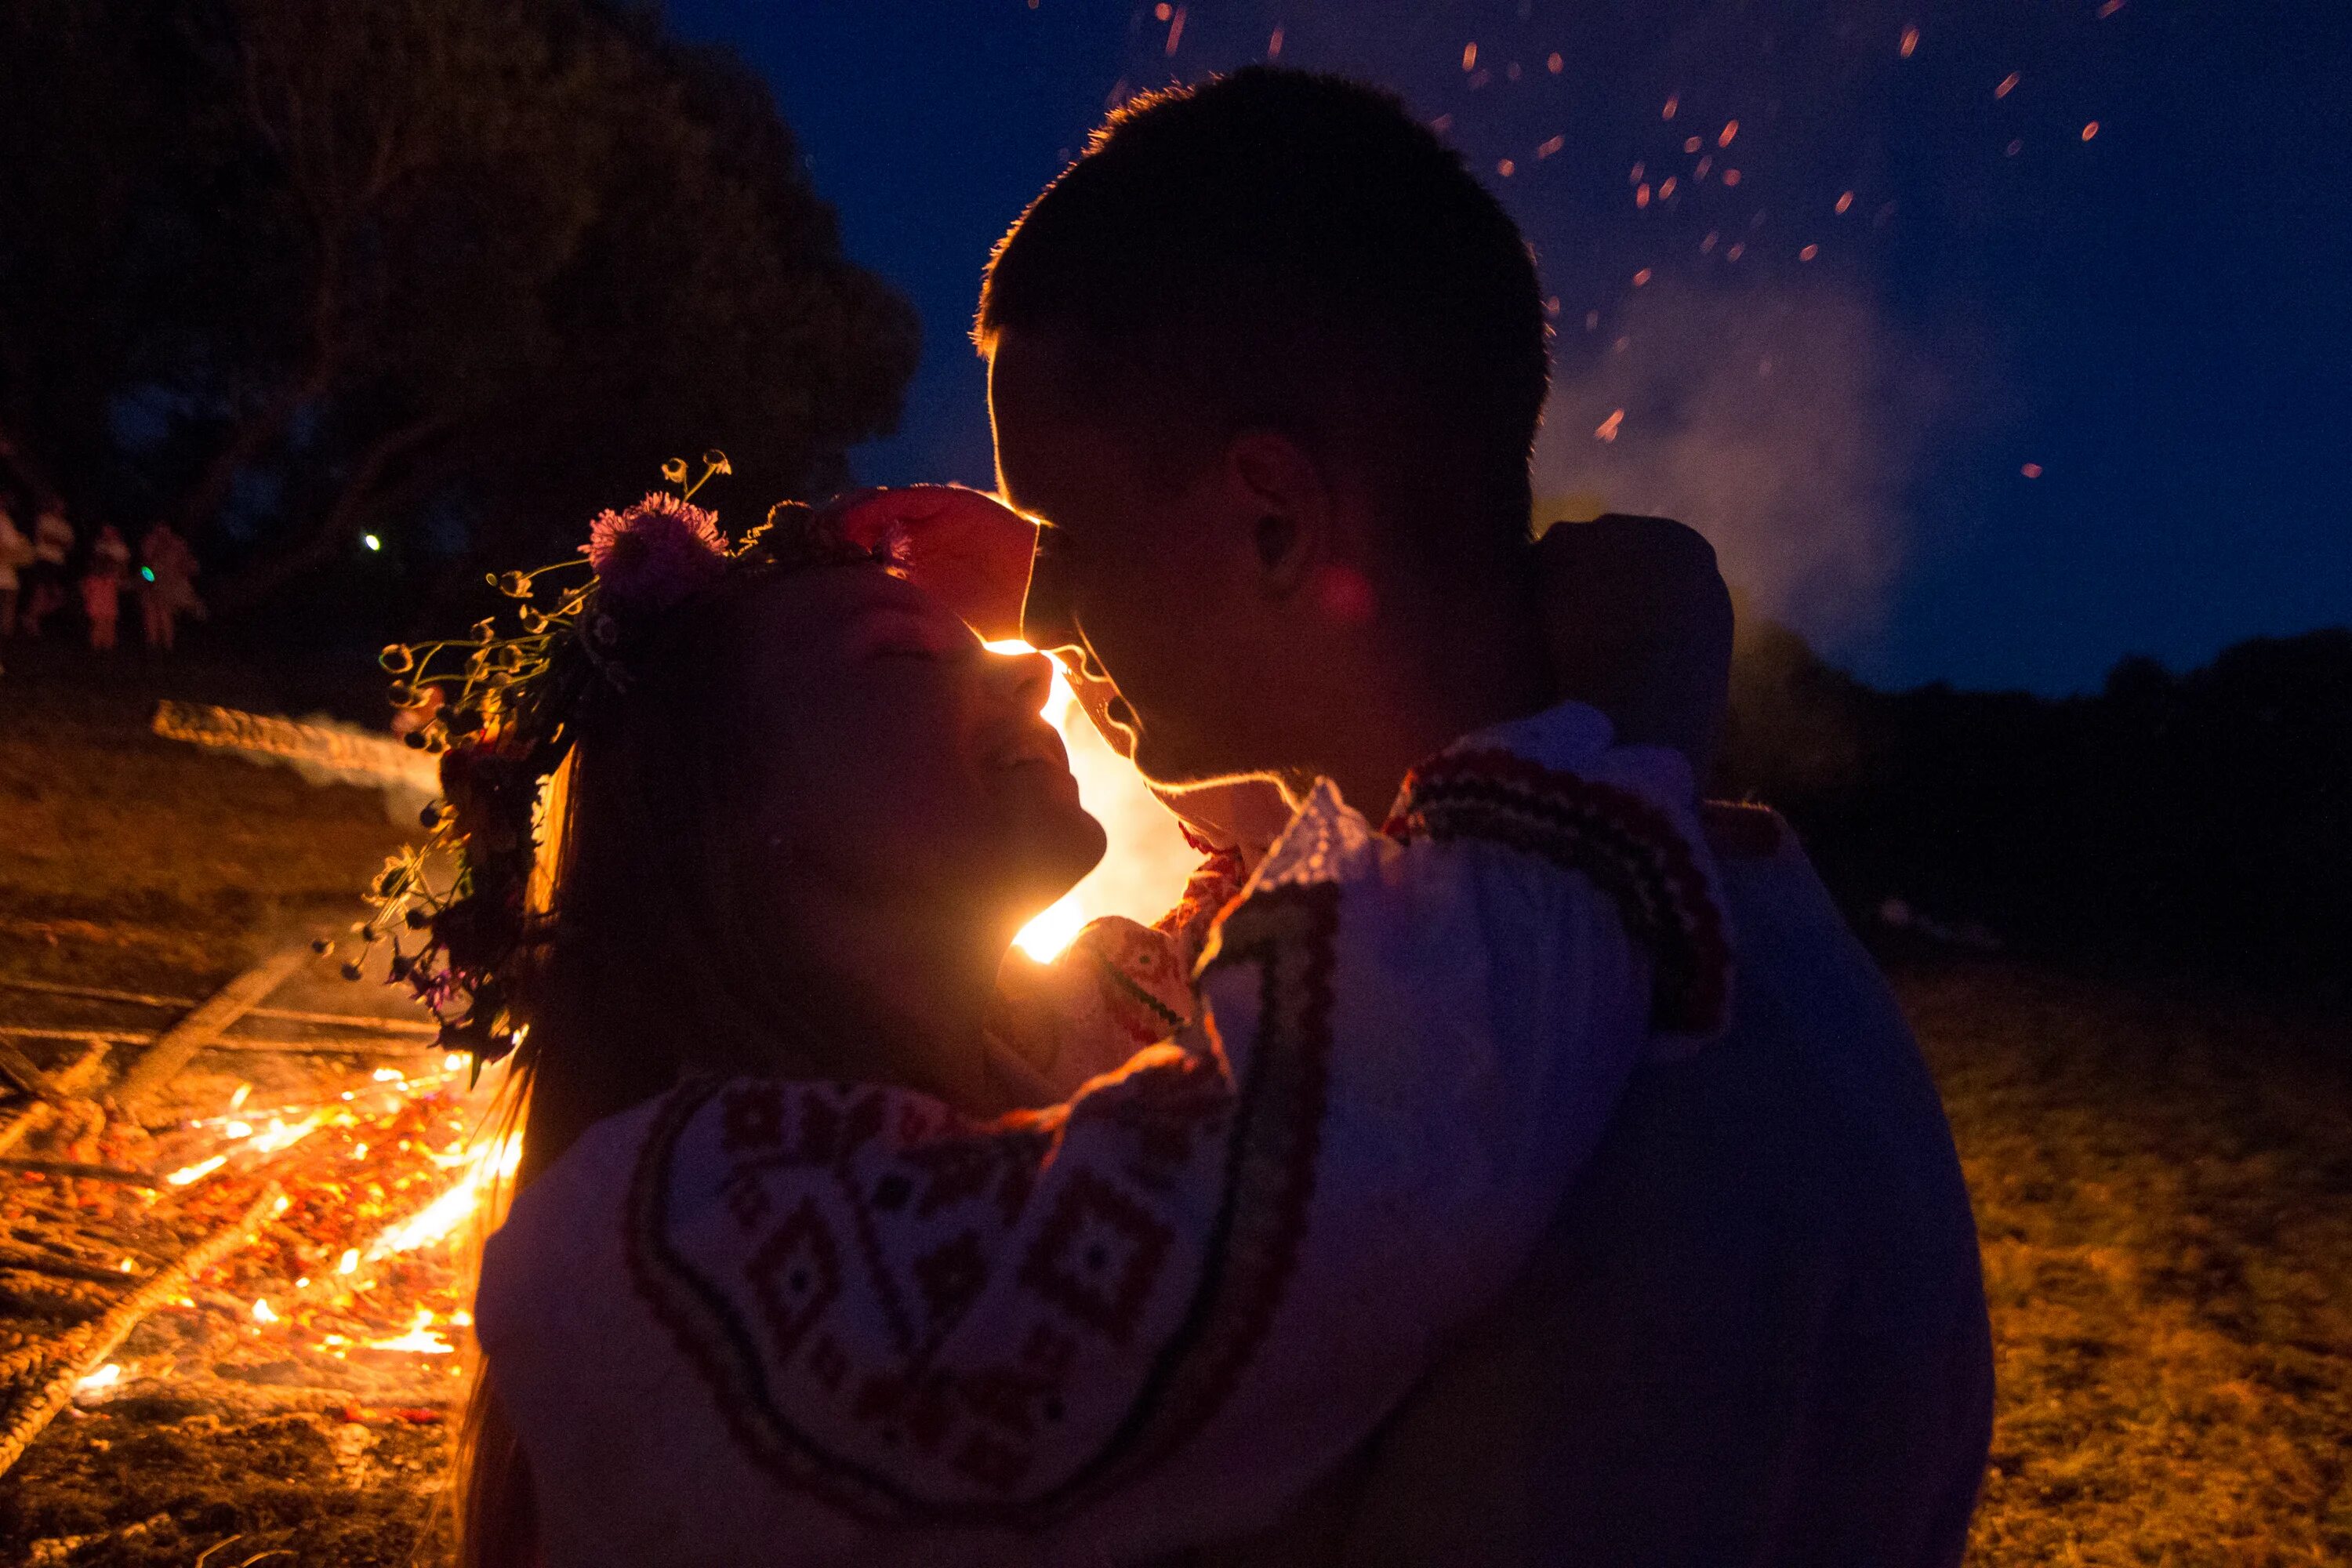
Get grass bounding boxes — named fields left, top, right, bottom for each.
left=1910, top=964, right=2352, bottom=1563
left=0, top=644, right=2346, bottom=1563
left=0, top=639, right=411, bottom=996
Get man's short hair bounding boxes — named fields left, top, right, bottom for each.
left=977, top=67, right=1549, bottom=573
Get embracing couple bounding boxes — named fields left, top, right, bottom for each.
left=431, top=70, right=1991, bottom=1568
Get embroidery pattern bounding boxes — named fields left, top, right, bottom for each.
left=1387, top=748, right=1732, bottom=1035
left=1156, top=840, right=1249, bottom=972
left=622, top=882, right=1340, bottom=1530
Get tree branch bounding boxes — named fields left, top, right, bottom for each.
left=205, top=415, right=452, bottom=615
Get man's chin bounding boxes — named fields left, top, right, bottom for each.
left=1128, top=729, right=1239, bottom=793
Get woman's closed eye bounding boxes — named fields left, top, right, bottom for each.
left=853, top=603, right=974, bottom=665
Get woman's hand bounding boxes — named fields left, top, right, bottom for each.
left=1535, top=514, right=1734, bottom=786
left=826, top=485, right=1036, bottom=642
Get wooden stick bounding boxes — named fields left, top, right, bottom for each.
left=0, top=1039, right=67, bottom=1105
left=0, top=1160, right=158, bottom=1189
left=107, top=947, right=317, bottom=1110
left=0, top=976, right=437, bottom=1035
left=0, top=1247, right=143, bottom=1286
left=0, top=1181, right=280, bottom=1475
left=0, top=1027, right=438, bottom=1062
left=0, top=978, right=190, bottom=1011
left=0, top=1044, right=110, bottom=1158
left=0, top=1027, right=150, bottom=1046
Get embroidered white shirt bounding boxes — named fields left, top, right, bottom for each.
left=476, top=699, right=1728, bottom=1566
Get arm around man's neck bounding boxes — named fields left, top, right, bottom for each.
left=1536, top=514, right=1735, bottom=787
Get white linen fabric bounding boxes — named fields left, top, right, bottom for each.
left=476, top=699, right=1729, bottom=1566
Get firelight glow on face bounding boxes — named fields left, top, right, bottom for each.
left=985, top=638, right=1194, bottom=960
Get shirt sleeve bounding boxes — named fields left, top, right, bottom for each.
left=475, top=701, right=1729, bottom=1567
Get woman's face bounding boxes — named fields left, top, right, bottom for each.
left=733, top=566, right=1106, bottom=942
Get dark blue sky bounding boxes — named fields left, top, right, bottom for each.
left=667, top=0, right=2350, bottom=694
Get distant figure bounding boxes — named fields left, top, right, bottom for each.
left=140, top=522, right=202, bottom=651
left=0, top=502, right=30, bottom=637
left=80, top=524, right=131, bottom=650
left=20, top=505, right=74, bottom=637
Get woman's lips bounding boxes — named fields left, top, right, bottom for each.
left=990, top=724, right=1077, bottom=800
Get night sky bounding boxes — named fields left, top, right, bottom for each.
left=667, top=0, right=2350, bottom=695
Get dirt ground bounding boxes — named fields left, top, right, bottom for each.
left=0, top=644, right=2346, bottom=1565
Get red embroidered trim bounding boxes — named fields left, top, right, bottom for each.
left=1047, top=881, right=1335, bottom=1505
left=618, top=880, right=1341, bottom=1529
left=1385, top=749, right=1731, bottom=1035
left=1154, top=847, right=1249, bottom=973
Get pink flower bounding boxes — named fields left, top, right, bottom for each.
left=585, top=492, right=728, bottom=612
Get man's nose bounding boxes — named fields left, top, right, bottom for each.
left=1018, top=549, right=1079, bottom=660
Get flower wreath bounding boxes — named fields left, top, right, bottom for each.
left=333, top=454, right=902, bottom=1073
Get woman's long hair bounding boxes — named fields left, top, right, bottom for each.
left=452, top=570, right=847, bottom=1567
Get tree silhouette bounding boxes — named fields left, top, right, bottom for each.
left=0, top=0, right=918, bottom=615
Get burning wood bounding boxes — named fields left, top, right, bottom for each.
left=0, top=1182, right=283, bottom=1477
left=0, top=933, right=510, bottom=1505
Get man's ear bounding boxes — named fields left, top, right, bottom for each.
left=1225, top=430, right=1329, bottom=599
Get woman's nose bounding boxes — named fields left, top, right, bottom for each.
left=990, top=645, right=1058, bottom=718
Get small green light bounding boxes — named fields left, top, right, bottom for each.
left=362, top=534, right=382, bottom=552
left=140, top=566, right=155, bottom=583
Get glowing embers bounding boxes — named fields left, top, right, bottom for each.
left=73, top=1363, right=123, bottom=1397
left=368, top=1133, right=521, bottom=1256
left=366, top=1307, right=457, bottom=1355
left=165, top=1155, right=228, bottom=1187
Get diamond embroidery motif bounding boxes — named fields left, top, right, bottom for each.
left=914, top=1231, right=989, bottom=1330
left=743, top=1197, right=843, bottom=1362
left=720, top=1080, right=789, bottom=1152
left=1016, top=1167, right=1174, bottom=1346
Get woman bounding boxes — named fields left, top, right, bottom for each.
left=392, top=477, right=1727, bottom=1566
left=79, top=524, right=130, bottom=650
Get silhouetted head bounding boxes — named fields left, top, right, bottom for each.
left=982, top=67, right=1550, bottom=787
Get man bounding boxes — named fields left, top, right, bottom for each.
left=976, top=68, right=1992, bottom=1563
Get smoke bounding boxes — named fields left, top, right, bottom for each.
left=1534, top=280, right=1947, bottom=651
